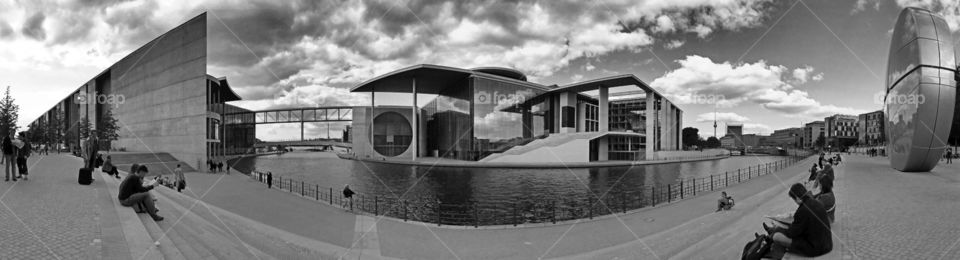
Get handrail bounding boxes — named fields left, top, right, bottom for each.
left=248, top=151, right=814, bottom=227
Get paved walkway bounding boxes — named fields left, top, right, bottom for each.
left=179, top=155, right=819, bottom=259
left=0, top=154, right=126, bottom=259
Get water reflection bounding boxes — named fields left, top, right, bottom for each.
left=229, top=151, right=782, bottom=206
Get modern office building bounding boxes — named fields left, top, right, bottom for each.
left=769, top=127, right=802, bottom=148
left=857, top=110, right=885, bottom=146
left=885, top=8, right=957, bottom=171
left=825, top=114, right=858, bottom=149
left=803, top=121, right=825, bottom=149
left=719, top=123, right=744, bottom=148
left=26, top=13, right=240, bottom=169
left=348, top=65, right=683, bottom=163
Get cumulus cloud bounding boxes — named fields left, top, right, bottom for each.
left=4, top=0, right=784, bottom=115
left=852, top=0, right=882, bottom=14
left=0, top=20, right=13, bottom=39
left=21, top=12, right=46, bottom=40
left=897, top=0, right=960, bottom=31
left=664, top=39, right=685, bottom=49
left=696, top=112, right=750, bottom=123
left=743, top=123, right=772, bottom=134
left=651, top=55, right=862, bottom=120
left=791, top=65, right=815, bottom=84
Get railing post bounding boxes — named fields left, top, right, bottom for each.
left=711, top=175, right=714, bottom=191
left=725, top=171, right=728, bottom=186
left=738, top=169, right=741, bottom=182
left=315, top=184, right=319, bottom=200
left=693, top=178, right=696, bottom=196
left=667, top=184, right=672, bottom=203
left=552, top=200, right=557, bottom=224
left=436, top=202, right=441, bottom=226
left=403, top=200, right=408, bottom=221
left=374, top=196, right=378, bottom=216
left=474, top=203, right=479, bottom=228
left=513, top=203, right=519, bottom=226
left=301, top=181, right=304, bottom=196
left=329, top=188, right=333, bottom=204
left=588, top=197, right=593, bottom=219
left=679, top=180, right=684, bottom=199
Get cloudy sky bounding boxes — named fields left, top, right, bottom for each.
left=3, top=0, right=960, bottom=138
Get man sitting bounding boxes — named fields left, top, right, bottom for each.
left=717, top=191, right=734, bottom=211
left=118, top=165, right=164, bottom=221
left=763, top=183, right=832, bottom=257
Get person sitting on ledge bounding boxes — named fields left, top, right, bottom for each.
left=118, top=165, right=164, bottom=221
left=763, top=183, right=832, bottom=257
left=717, top=191, right=734, bottom=211
left=814, top=173, right=836, bottom=223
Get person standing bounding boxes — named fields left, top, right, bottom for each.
left=3, top=136, right=16, bottom=182
left=945, top=149, right=953, bottom=164
left=266, top=172, right=273, bottom=189
left=217, top=161, right=223, bottom=172
left=16, top=137, right=30, bottom=181
left=174, top=164, right=186, bottom=193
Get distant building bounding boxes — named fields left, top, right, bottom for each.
left=741, top=134, right=761, bottom=148
left=825, top=114, right=859, bottom=149
left=720, top=135, right=736, bottom=148
left=721, top=123, right=744, bottom=148
left=803, top=121, right=825, bottom=149
left=857, top=110, right=884, bottom=146
left=769, top=127, right=802, bottom=148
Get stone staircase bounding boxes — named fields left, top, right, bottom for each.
left=480, top=132, right=604, bottom=162
left=106, top=152, right=195, bottom=176
left=100, top=170, right=274, bottom=259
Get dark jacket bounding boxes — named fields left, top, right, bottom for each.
left=118, top=174, right=154, bottom=201
left=815, top=192, right=836, bottom=223
left=1, top=137, right=12, bottom=155
left=786, top=196, right=833, bottom=256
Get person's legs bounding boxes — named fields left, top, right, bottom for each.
left=771, top=232, right=792, bottom=248
left=5, top=155, right=15, bottom=180
left=122, top=192, right=163, bottom=220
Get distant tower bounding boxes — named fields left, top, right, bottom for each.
left=713, top=111, right=717, bottom=137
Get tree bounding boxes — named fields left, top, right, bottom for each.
left=814, top=134, right=825, bottom=149
left=681, top=127, right=700, bottom=149
left=705, top=136, right=721, bottom=148
left=0, top=86, right=19, bottom=138
left=79, top=117, right=92, bottom=139
left=97, top=109, right=120, bottom=142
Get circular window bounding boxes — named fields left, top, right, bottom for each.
left=372, top=112, right=412, bottom=157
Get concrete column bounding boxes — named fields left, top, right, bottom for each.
left=599, top=86, right=609, bottom=132
left=645, top=93, right=656, bottom=160
left=677, top=110, right=683, bottom=149
left=412, top=78, right=417, bottom=160
left=597, top=137, right=608, bottom=161
left=560, top=92, right=576, bottom=133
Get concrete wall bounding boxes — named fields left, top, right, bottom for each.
left=486, top=138, right=590, bottom=163
left=654, top=148, right=729, bottom=159
left=350, top=106, right=419, bottom=160
left=109, top=13, right=208, bottom=169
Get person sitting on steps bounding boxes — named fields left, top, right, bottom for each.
left=762, top=183, right=832, bottom=257
left=118, top=165, right=164, bottom=221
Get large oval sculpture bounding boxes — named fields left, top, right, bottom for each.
left=885, top=8, right=957, bottom=172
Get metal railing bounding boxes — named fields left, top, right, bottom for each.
left=249, top=152, right=813, bottom=227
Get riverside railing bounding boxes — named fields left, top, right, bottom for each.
left=249, top=152, right=812, bottom=227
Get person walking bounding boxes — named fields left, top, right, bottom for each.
left=174, top=164, right=186, bottom=193
left=945, top=149, right=953, bottom=164
left=266, top=172, right=273, bottom=189
left=16, top=137, right=30, bottom=181
left=3, top=136, right=16, bottom=182
left=342, top=184, right=355, bottom=210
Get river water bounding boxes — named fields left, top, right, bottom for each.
left=229, top=151, right=785, bottom=206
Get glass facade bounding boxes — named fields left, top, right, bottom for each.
left=471, top=77, right=545, bottom=159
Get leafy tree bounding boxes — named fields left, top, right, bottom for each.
left=0, top=86, right=19, bottom=138
left=97, top=109, right=120, bottom=142
left=814, top=134, right=825, bottom=149
left=705, top=136, right=721, bottom=148
left=79, top=117, right=92, bottom=139
left=681, top=127, right=700, bottom=149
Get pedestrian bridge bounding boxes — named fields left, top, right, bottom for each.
left=253, top=138, right=352, bottom=148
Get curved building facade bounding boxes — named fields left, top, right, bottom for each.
left=885, top=8, right=957, bottom=172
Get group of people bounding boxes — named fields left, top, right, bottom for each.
left=817, top=152, right=841, bottom=168
left=865, top=148, right=884, bottom=157
left=754, top=153, right=837, bottom=257
left=206, top=159, right=228, bottom=173
left=2, top=134, right=31, bottom=182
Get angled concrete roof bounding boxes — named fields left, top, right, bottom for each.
left=350, top=64, right=549, bottom=94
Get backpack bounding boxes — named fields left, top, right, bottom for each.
left=742, top=233, right=772, bottom=260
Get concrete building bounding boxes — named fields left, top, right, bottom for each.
left=825, top=114, right=859, bottom=149
left=348, top=65, right=683, bottom=163
left=803, top=121, right=825, bottom=149
left=27, top=13, right=241, bottom=169
left=857, top=110, right=885, bottom=146
left=769, top=127, right=803, bottom=148
left=719, top=123, right=744, bottom=148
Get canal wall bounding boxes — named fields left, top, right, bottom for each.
left=653, top=148, right=729, bottom=160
